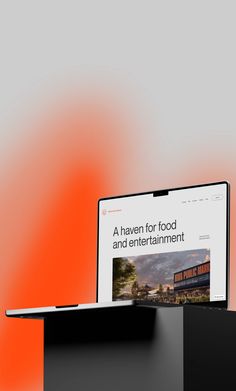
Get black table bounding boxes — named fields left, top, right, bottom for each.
left=6, top=303, right=236, bottom=391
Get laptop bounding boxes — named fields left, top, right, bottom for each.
left=97, top=181, right=229, bottom=309
left=6, top=181, right=229, bottom=318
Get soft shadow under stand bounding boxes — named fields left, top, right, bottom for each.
left=7, top=303, right=236, bottom=391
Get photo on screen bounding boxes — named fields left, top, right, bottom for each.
left=113, top=248, right=210, bottom=304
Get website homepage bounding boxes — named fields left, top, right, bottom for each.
left=98, top=183, right=227, bottom=305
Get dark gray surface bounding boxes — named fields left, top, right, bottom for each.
left=44, top=306, right=183, bottom=391
left=184, top=306, right=236, bottom=391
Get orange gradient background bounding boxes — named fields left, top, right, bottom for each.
left=1, top=2, right=236, bottom=391
left=1, top=95, right=236, bottom=391
left=1, top=98, right=137, bottom=390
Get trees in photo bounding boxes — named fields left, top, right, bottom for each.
left=113, top=257, right=137, bottom=298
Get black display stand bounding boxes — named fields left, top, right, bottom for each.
left=8, top=305, right=236, bottom=391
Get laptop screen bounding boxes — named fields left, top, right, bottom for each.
left=97, top=182, right=229, bottom=307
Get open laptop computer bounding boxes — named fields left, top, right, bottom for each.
left=97, top=181, right=229, bottom=309
left=6, top=181, right=229, bottom=318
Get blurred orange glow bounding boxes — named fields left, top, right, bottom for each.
left=1, top=96, right=236, bottom=391
left=0, top=98, right=133, bottom=390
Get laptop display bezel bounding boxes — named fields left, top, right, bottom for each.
left=97, top=181, right=230, bottom=309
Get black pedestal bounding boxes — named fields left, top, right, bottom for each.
left=44, top=305, right=236, bottom=391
